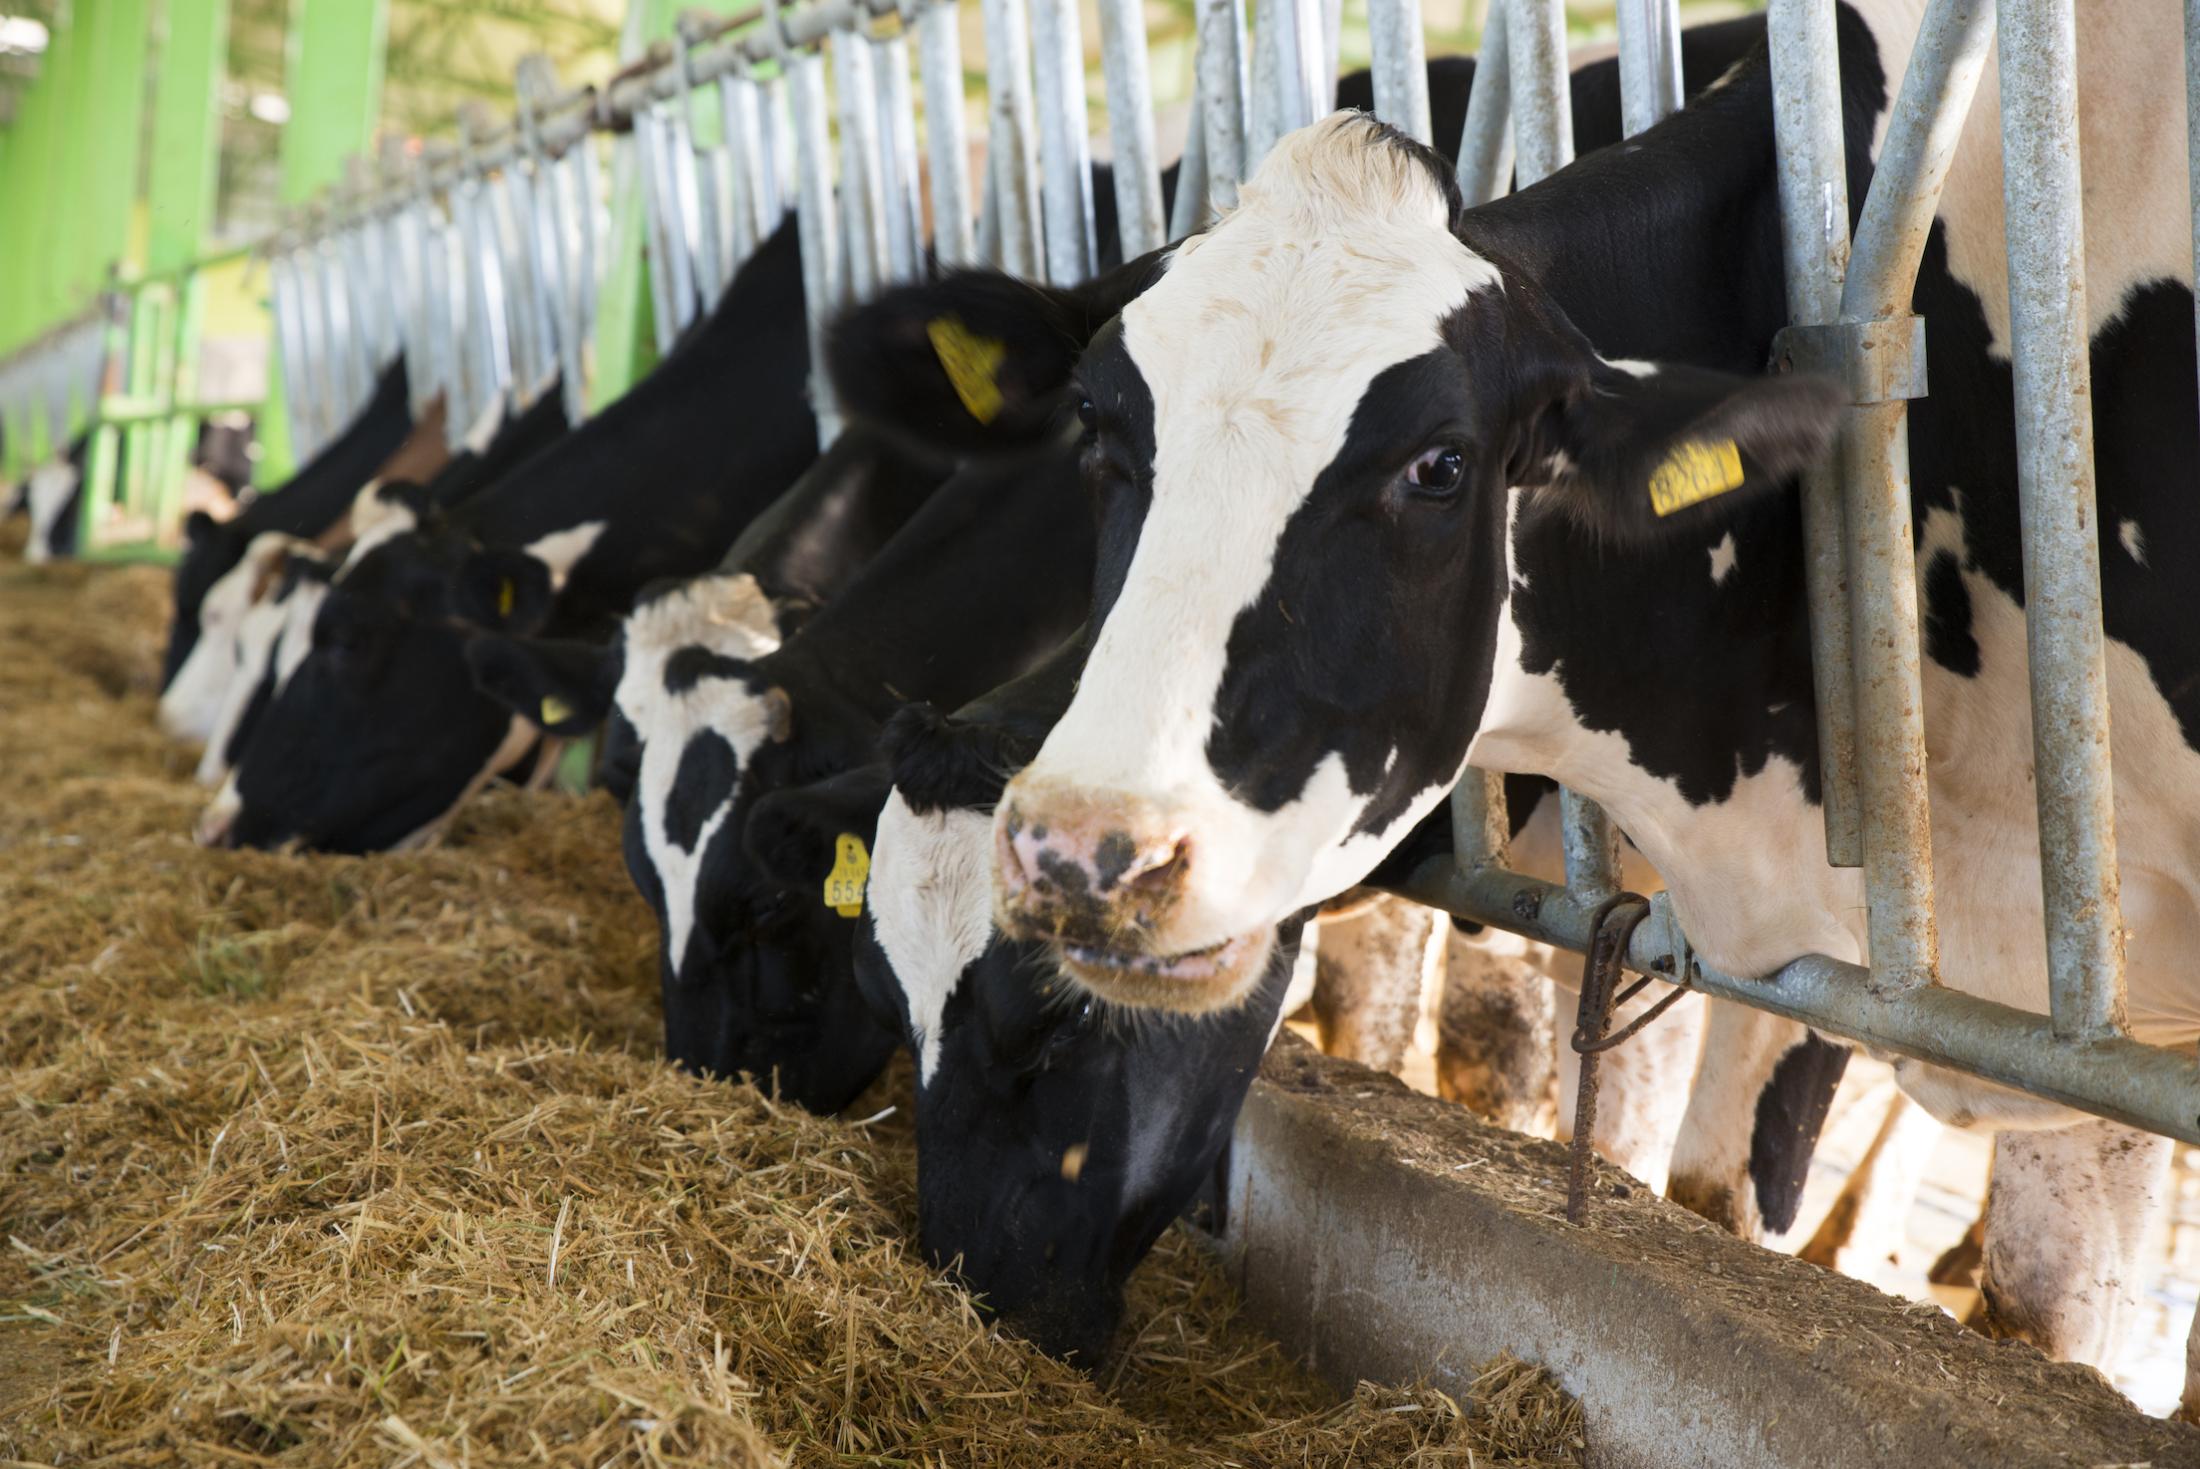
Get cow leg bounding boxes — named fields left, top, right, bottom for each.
left=1976, top=1120, right=2171, bottom=1377
left=1555, top=976, right=1706, bottom=1194
left=1666, top=1005, right=1852, bottom=1240
left=1434, top=924, right=1558, bottom=1134
left=1307, top=895, right=1439, bottom=1075
left=1797, top=1088, right=1943, bottom=1287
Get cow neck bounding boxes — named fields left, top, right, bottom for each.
left=236, top=359, right=414, bottom=542
left=772, top=442, right=1097, bottom=720
left=452, top=219, right=817, bottom=622
left=715, top=429, right=949, bottom=610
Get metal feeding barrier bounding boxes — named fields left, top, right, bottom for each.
left=0, top=0, right=2181, bottom=1146
left=1391, top=0, right=2200, bottom=1147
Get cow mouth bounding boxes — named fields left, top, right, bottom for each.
left=1052, top=929, right=1272, bottom=1014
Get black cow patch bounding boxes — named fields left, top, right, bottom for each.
left=664, top=731, right=739, bottom=853
left=1922, top=549, right=1980, bottom=677
left=664, top=644, right=757, bottom=695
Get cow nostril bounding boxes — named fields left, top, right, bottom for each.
left=1098, top=831, right=1189, bottom=893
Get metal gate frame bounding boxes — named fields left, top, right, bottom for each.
left=1383, top=0, right=2200, bottom=1146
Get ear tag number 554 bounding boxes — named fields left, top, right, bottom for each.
left=824, top=834, right=870, bottom=918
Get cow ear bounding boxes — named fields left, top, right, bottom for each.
left=1517, top=361, right=1843, bottom=546
left=463, top=632, right=618, bottom=735
left=880, top=701, right=1044, bottom=815
left=827, top=248, right=1169, bottom=454
left=743, top=765, right=893, bottom=894
left=451, top=548, right=555, bottom=635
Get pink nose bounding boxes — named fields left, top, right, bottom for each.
left=995, top=791, right=1191, bottom=941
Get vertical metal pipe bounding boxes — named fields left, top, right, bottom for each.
left=1170, top=66, right=1212, bottom=239
left=786, top=46, right=844, bottom=441
left=916, top=0, right=977, bottom=267
left=873, top=30, right=925, bottom=284
left=628, top=123, right=680, bottom=356
left=981, top=0, right=1047, bottom=276
left=1097, top=0, right=1168, bottom=258
left=1456, top=0, right=1514, bottom=205
left=1194, top=0, right=1249, bottom=214
left=1999, top=0, right=2126, bottom=1041
left=1507, top=0, right=1572, bottom=185
left=1561, top=787, right=1624, bottom=904
left=719, top=72, right=768, bottom=264
left=1247, top=0, right=1285, bottom=166
left=1029, top=0, right=1097, bottom=283
left=1768, top=0, right=1864, bottom=872
left=1615, top=0, right=1683, bottom=137
left=1450, top=770, right=1511, bottom=873
left=833, top=30, right=892, bottom=302
left=570, top=142, right=604, bottom=348
left=1367, top=0, right=1433, bottom=145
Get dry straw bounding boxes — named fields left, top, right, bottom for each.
left=0, top=559, right=1584, bottom=1467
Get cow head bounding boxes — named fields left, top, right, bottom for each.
left=203, top=494, right=584, bottom=853
left=836, top=699, right=1295, bottom=1362
left=832, top=112, right=1839, bottom=1014
left=165, top=510, right=252, bottom=689
left=160, top=531, right=316, bottom=743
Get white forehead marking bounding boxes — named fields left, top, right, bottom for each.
left=524, top=520, right=607, bottom=589
left=2118, top=518, right=2146, bottom=565
left=337, top=485, right=418, bottom=578
left=615, top=575, right=784, bottom=975
left=870, top=792, right=996, bottom=1082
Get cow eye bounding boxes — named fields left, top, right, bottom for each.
left=1404, top=445, right=1465, bottom=497
left=1076, top=396, right=1097, bottom=432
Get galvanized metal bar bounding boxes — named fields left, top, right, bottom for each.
left=673, top=19, right=730, bottom=303
left=1170, top=66, right=1212, bottom=240
left=1385, top=862, right=2200, bottom=1146
left=1455, top=0, right=1515, bottom=206
left=630, top=117, right=683, bottom=355
left=981, top=0, right=1047, bottom=275
left=1194, top=0, right=1250, bottom=215
left=1560, top=786, right=1624, bottom=905
left=1506, top=0, right=1572, bottom=185
left=1029, top=0, right=1097, bottom=283
left=570, top=143, right=605, bottom=354
left=832, top=30, right=892, bottom=302
left=1615, top=0, right=1684, bottom=138
left=872, top=31, right=926, bottom=284
left=1449, top=769, right=1511, bottom=874
left=915, top=0, right=977, bottom=267
left=1097, top=0, right=1168, bottom=258
left=785, top=44, right=844, bottom=441
left=1247, top=0, right=1286, bottom=167
left=1998, top=0, right=2127, bottom=1042
left=1367, top=0, right=1433, bottom=145
left=1767, top=0, right=1865, bottom=873
left=719, top=71, right=770, bottom=264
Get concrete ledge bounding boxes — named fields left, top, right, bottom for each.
left=1212, top=1036, right=2200, bottom=1469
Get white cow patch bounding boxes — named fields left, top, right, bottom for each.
left=870, top=793, right=997, bottom=1081
left=524, top=520, right=608, bottom=591
left=196, top=574, right=328, bottom=787
left=2119, top=517, right=2146, bottom=565
left=1707, top=531, right=1738, bottom=584
left=24, top=460, right=78, bottom=565
left=617, top=575, right=784, bottom=976
left=337, top=486, right=419, bottom=577
left=161, top=532, right=313, bottom=743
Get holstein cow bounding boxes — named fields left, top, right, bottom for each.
left=831, top=2, right=2200, bottom=1405
left=19, top=434, right=89, bottom=564
left=749, top=639, right=1305, bottom=1363
left=159, top=384, right=569, bottom=748
left=569, top=430, right=1096, bottom=1112
left=164, top=358, right=418, bottom=688
left=203, top=220, right=823, bottom=853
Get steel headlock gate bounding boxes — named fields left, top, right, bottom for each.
left=1, top=0, right=2188, bottom=1148
left=1384, top=0, right=2200, bottom=1148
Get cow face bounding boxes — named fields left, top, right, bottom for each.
left=195, top=549, right=335, bottom=788
left=161, top=531, right=313, bottom=743
left=205, top=522, right=558, bottom=853
left=833, top=112, right=1840, bottom=1015
left=855, top=777, right=1297, bottom=1363
left=165, top=511, right=249, bottom=689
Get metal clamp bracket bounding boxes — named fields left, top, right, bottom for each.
left=1772, top=314, right=1929, bottom=405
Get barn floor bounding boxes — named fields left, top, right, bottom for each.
left=0, top=558, right=1583, bottom=1467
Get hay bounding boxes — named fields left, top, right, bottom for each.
left=0, top=558, right=1585, bottom=1467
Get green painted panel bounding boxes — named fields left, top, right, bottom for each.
left=146, top=0, right=230, bottom=275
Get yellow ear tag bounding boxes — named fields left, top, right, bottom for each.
left=539, top=694, right=574, bottom=727
left=926, top=316, right=1008, bottom=425
left=823, top=833, right=870, bottom=919
left=497, top=578, right=515, bottom=618
left=1647, top=438, right=1746, bottom=517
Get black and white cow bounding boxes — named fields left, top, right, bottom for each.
left=749, top=639, right=1302, bottom=1362
left=832, top=2, right=2200, bottom=1401
left=201, top=220, right=823, bottom=853
left=591, top=431, right=1097, bottom=1112
left=17, top=433, right=89, bottom=564
left=164, top=358, right=417, bottom=688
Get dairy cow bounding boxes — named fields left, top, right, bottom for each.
left=832, top=3, right=2200, bottom=1399
left=203, top=220, right=821, bottom=853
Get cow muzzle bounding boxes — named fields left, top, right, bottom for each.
left=993, top=781, right=1271, bottom=1013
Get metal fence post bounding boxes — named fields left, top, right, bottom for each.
left=1097, top=0, right=1168, bottom=258
left=832, top=28, right=893, bottom=301
left=1194, top=0, right=1249, bottom=215
left=1367, top=0, right=1433, bottom=145
left=980, top=0, right=1047, bottom=276
left=1615, top=0, right=1684, bottom=138
left=1507, top=0, right=1572, bottom=185
left=916, top=0, right=977, bottom=267
left=1029, top=0, right=1097, bottom=283
left=872, top=28, right=926, bottom=284
left=784, top=29, right=845, bottom=441
left=1455, top=0, right=1514, bottom=205
left=1999, top=0, right=2127, bottom=1041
